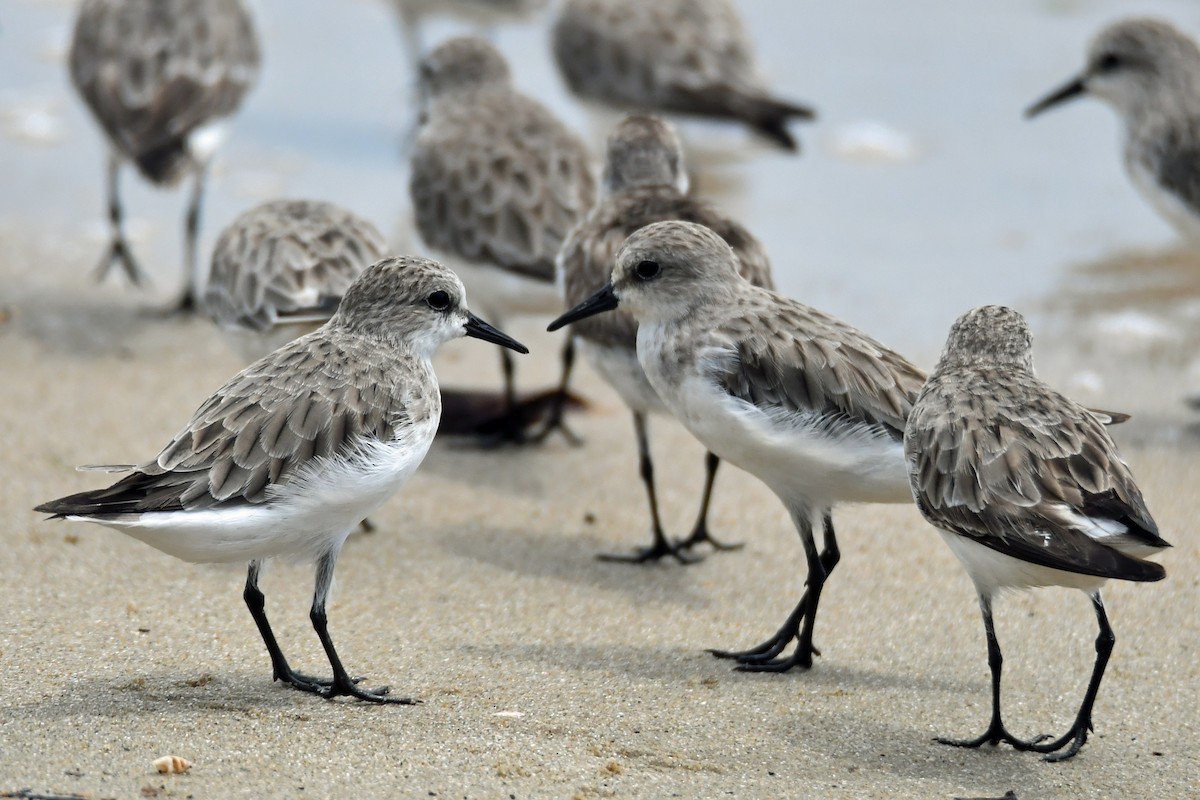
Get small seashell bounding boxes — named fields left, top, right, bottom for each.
left=493, top=710, right=524, bottom=719
left=153, top=755, right=192, bottom=774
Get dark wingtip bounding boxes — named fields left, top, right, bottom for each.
left=747, top=96, right=815, bottom=153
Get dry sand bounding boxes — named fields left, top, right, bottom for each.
left=1, top=232, right=1198, bottom=800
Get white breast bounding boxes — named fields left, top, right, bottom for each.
left=578, top=339, right=666, bottom=415
left=1127, top=155, right=1200, bottom=245
left=637, top=327, right=911, bottom=508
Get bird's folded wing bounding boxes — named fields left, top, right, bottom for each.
left=411, top=99, right=594, bottom=284
left=712, top=298, right=926, bottom=439
left=908, top=383, right=1166, bottom=581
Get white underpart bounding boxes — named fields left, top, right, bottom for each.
left=436, top=252, right=561, bottom=325
left=188, top=122, right=228, bottom=166
left=939, top=531, right=1107, bottom=596
left=69, top=416, right=439, bottom=565
left=1048, top=503, right=1162, bottom=559
left=579, top=340, right=666, bottom=415
left=1127, top=155, right=1200, bottom=245
left=637, top=328, right=911, bottom=508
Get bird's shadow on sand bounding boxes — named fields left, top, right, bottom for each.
left=431, top=521, right=713, bottom=607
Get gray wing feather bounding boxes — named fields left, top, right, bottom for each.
left=905, top=368, right=1166, bottom=581
left=410, top=94, right=595, bottom=283
left=711, top=295, right=926, bottom=439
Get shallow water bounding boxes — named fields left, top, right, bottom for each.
left=2, top=0, right=1200, bottom=383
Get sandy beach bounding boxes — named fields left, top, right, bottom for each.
left=3, top=0, right=1200, bottom=796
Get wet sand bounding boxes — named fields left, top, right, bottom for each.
left=1, top=230, right=1198, bottom=799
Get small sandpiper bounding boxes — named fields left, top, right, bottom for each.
left=410, top=36, right=596, bottom=444
left=905, top=304, right=1169, bottom=762
left=36, top=256, right=528, bottom=703
left=550, top=220, right=926, bottom=671
left=69, top=0, right=261, bottom=311
left=1027, top=17, right=1200, bottom=245
left=556, top=114, right=774, bottom=563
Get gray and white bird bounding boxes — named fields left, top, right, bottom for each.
left=904, top=305, right=1169, bottom=762
left=556, top=115, right=774, bottom=563
left=550, top=220, right=926, bottom=671
left=203, top=199, right=388, bottom=362
left=68, top=0, right=260, bottom=310
left=409, top=36, right=596, bottom=443
left=1027, top=17, right=1200, bottom=244
left=35, top=257, right=528, bottom=703
left=551, top=0, right=814, bottom=151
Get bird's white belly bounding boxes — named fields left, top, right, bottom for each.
left=1128, top=157, right=1200, bottom=245
left=648, top=366, right=911, bottom=508
left=80, top=419, right=439, bottom=564
left=579, top=340, right=665, bottom=415
left=440, top=253, right=561, bottom=322
left=939, top=530, right=1107, bottom=596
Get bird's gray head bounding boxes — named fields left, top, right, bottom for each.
left=611, top=221, right=742, bottom=321
left=1027, top=18, right=1200, bottom=121
left=418, top=37, right=512, bottom=101
left=333, top=256, right=527, bottom=357
left=602, top=115, right=688, bottom=195
left=936, top=305, right=1034, bottom=372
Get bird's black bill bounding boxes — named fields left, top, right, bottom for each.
left=547, top=284, right=619, bottom=331
left=464, top=313, right=529, bottom=353
left=1025, top=77, right=1086, bottom=118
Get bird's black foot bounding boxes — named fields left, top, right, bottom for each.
left=278, top=667, right=416, bottom=704
left=1026, top=722, right=1091, bottom=762
left=530, top=396, right=583, bottom=446
left=473, top=407, right=531, bottom=447
left=675, top=522, right=744, bottom=554
left=709, top=625, right=819, bottom=672
left=93, top=237, right=148, bottom=287
left=732, top=647, right=817, bottom=673
left=597, top=536, right=702, bottom=565
left=936, top=723, right=1052, bottom=752
left=357, top=518, right=376, bottom=534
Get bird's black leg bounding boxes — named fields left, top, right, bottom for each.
left=94, top=153, right=147, bottom=286
left=242, top=560, right=340, bottom=690
left=1028, top=592, right=1114, bottom=761
left=474, top=348, right=529, bottom=445
left=308, top=550, right=416, bottom=704
left=532, top=335, right=582, bottom=445
left=599, top=412, right=698, bottom=564
left=937, top=594, right=1049, bottom=751
left=675, top=452, right=743, bottom=553
left=711, top=511, right=839, bottom=670
left=167, top=164, right=207, bottom=313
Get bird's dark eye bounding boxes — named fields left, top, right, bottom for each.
left=427, top=290, right=451, bottom=311
left=1097, top=53, right=1122, bottom=72
left=635, top=260, right=660, bottom=280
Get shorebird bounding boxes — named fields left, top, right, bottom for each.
left=68, top=0, right=260, bottom=310
left=203, top=199, right=388, bottom=362
left=1026, top=17, right=1200, bottom=245
left=409, top=36, right=596, bottom=444
left=550, top=221, right=925, bottom=671
left=35, top=256, right=528, bottom=702
left=905, top=305, right=1169, bottom=761
left=551, top=0, right=815, bottom=151
left=556, top=114, right=774, bottom=563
